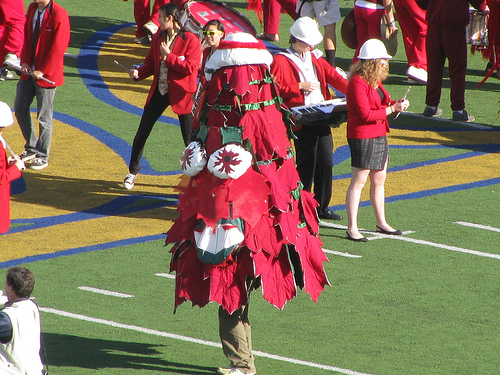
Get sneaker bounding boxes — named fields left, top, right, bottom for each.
left=217, top=368, right=256, bottom=375
left=0, top=68, right=15, bottom=81
left=19, top=151, right=37, bottom=162
left=452, top=110, right=475, bottom=122
left=143, top=20, right=158, bottom=36
left=29, top=158, right=48, bottom=170
left=3, top=53, right=21, bottom=72
left=406, top=66, right=427, bottom=83
left=123, top=173, right=137, bottom=190
left=422, top=106, right=443, bottom=117
left=134, top=35, right=151, bottom=44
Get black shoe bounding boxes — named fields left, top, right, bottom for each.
left=375, top=225, right=402, bottom=235
left=318, top=210, right=343, bottom=221
left=422, top=106, right=443, bottom=117
left=346, top=231, right=368, bottom=242
left=452, top=110, right=475, bottom=123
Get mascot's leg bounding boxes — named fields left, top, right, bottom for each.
left=218, top=305, right=256, bottom=374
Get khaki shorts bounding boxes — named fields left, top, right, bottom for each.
left=297, top=0, right=341, bottom=26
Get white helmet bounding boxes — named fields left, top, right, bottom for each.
left=357, top=39, right=392, bottom=60
left=0, top=101, right=13, bottom=128
left=290, top=17, right=323, bottom=46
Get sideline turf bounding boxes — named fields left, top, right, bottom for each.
left=0, top=0, right=499, bottom=374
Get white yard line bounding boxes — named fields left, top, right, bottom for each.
left=155, top=273, right=176, bottom=279
left=453, top=221, right=500, bottom=233
left=39, top=307, right=374, bottom=375
left=323, top=249, right=362, bottom=258
left=382, top=235, right=500, bottom=259
left=77, top=286, right=134, bottom=298
left=366, top=231, right=415, bottom=240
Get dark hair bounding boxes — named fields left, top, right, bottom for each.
left=203, top=19, right=225, bottom=33
left=6, top=267, right=35, bottom=299
left=159, top=3, right=181, bottom=24
left=289, top=35, right=298, bottom=45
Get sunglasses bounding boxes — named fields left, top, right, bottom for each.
left=203, top=30, right=223, bottom=37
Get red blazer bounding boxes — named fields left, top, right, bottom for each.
left=137, top=29, right=201, bottom=115
left=270, top=51, right=348, bottom=109
left=20, top=1, right=70, bottom=87
left=0, top=144, right=22, bottom=234
left=346, top=74, right=395, bottom=139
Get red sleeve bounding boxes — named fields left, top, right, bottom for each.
left=137, top=36, right=157, bottom=80
left=270, top=54, right=302, bottom=102
left=0, top=150, right=21, bottom=185
left=165, top=32, right=201, bottom=76
left=347, top=76, right=387, bottom=123
left=317, top=58, right=348, bottom=94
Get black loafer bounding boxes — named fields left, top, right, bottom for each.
left=318, top=210, right=343, bottom=221
left=376, top=225, right=403, bottom=235
left=346, top=231, right=368, bottom=242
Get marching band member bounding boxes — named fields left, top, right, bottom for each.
left=0, top=101, right=25, bottom=234
left=123, top=3, right=201, bottom=190
left=0, top=0, right=25, bottom=80
left=14, top=0, right=70, bottom=170
left=345, top=39, right=409, bottom=242
left=271, top=17, right=347, bottom=221
left=353, top=0, right=397, bottom=63
left=393, top=0, right=428, bottom=84
left=199, top=19, right=225, bottom=88
left=417, top=0, right=488, bottom=122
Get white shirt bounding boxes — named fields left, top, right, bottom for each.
left=0, top=299, right=43, bottom=375
left=281, top=48, right=325, bottom=105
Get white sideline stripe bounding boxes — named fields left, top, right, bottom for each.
left=367, top=231, right=416, bottom=240
left=319, top=221, right=346, bottom=229
left=386, top=236, right=500, bottom=259
left=155, top=273, right=176, bottom=279
left=323, top=249, right=362, bottom=258
left=39, top=307, right=374, bottom=375
left=454, top=221, right=500, bottom=233
left=78, top=286, right=134, bottom=298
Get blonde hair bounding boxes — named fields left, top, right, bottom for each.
left=349, top=59, right=389, bottom=87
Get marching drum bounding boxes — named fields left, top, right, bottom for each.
left=467, top=9, right=489, bottom=50
left=179, top=0, right=256, bottom=38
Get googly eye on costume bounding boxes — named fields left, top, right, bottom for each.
left=180, top=141, right=208, bottom=176
left=207, top=143, right=253, bottom=179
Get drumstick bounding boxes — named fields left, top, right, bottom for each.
left=1, top=136, right=21, bottom=162
left=5, top=63, right=56, bottom=85
left=394, top=86, right=411, bottom=119
left=33, top=74, right=55, bottom=85
left=114, top=60, right=131, bottom=72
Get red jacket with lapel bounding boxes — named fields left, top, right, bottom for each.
left=20, top=1, right=70, bottom=87
left=346, top=74, right=394, bottom=139
left=137, top=29, right=201, bottom=115
left=270, top=51, right=348, bottom=110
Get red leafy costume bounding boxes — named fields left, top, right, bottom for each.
left=166, top=34, right=329, bottom=315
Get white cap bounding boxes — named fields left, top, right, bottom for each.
left=290, top=17, right=323, bottom=46
left=0, top=101, right=13, bottom=128
left=357, top=39, right=392, bottom=60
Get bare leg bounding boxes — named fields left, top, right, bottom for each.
left=369, top=160, right=397, bottom=232
left=346, top=167, right=370, bottom=239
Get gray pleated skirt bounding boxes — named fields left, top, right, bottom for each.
left=348, top=135, right=388, bottom=170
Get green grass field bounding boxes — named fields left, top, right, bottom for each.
left=1, top=0, right=499, bottom=374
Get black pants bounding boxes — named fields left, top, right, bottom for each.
left=294, top=125, right=333, bottom=213
left=129, top=88, right=193, bottom=174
